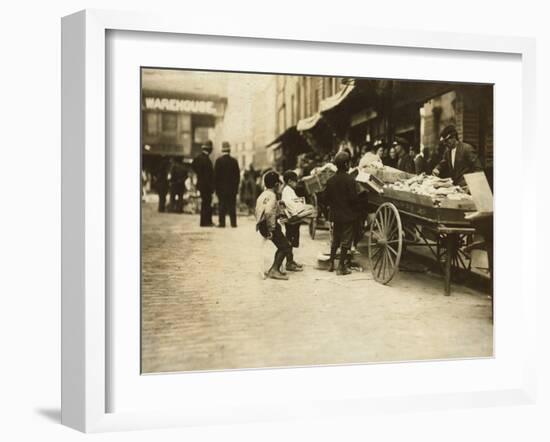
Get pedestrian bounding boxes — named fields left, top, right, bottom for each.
left=385, top=146, right=398, bottom=168
left=255, top=171, right=292, bottom=281
left=325, top=151, right=358, bottom=276
left=281, top=170, right=304, bottom=272
left=240, top=167, right=257, bottom=215
left=153, top=155, right=171, bottom=212
left=214, top=141, right=240, bottom=227
left=393, top=137, right=415, bottom=173
left=432, top=125, right=483, bottom=186
left=414, top=147, right=431, bottom=175
left=191, top=140, right=215, bottom=227
left=169, top=157, right=188, bottom=213
left=358, top=142, right=383, bottom=168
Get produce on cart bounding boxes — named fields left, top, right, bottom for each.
left=355, top=164, right=480, bottom=295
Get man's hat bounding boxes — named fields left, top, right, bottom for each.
left=221, top=141, right=231, bottom=153
left=334, top=151, right=350, bottom=167
left=440, top=125, right=458, bottom=141
left=201, top=140, right=213, bottom=151
left=392, top=136, right=409, bottom=147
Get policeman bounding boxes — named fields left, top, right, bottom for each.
left=214, top=141, right=240, bottom=228
left=191, top=140, right=215, bottom=227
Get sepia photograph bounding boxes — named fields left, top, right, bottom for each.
left=140, top=67, right=494, bottom=374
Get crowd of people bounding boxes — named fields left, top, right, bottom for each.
left=255, top=124, right=484, bottom=281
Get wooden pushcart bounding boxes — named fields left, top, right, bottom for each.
left=364, top=186, right=481, bottom=296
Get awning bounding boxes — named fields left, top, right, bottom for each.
left=266, top=126, right=311, bottom=156
left=319, top=83, right=356, bottom=114
left=297, top=113, right=322, bottom=132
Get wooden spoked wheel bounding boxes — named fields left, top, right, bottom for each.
left=309, top=193, right=318, bottom=240
left=309, top=217, right=317, bottom=240
left=368, top=203, right=403, bottom=284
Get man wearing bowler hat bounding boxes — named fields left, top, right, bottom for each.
left=214, top=141, right=241, bottom=228
left=432, top=125, right=483, bottom=187
left=192, top=140, right=215, bottom=227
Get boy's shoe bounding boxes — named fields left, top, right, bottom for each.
left=328, top=261, right=335, bottom=272
left=336, top=266, right=352, bottom=276
left=267, top=269, right=289, bottom=280
left=291, top=261, right=303, bottom=269
left=286, top=262, right=303, bottom=272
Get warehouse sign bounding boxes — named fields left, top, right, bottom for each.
left=144, top=97, right=218, bottom=115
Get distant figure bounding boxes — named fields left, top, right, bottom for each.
left=385, top=146, right=398, bottom=169
left=169, top=157, right=188, bottom=213
left=192, top=140, right=215, bottom=227
left=432, top=125, right=483, bottom=186
left=240, top=166, right=257, bottom=215
left=358, top=142, right=383, bottom=169
left=214, top=141, right=240, bottom=228
left=394, top=137, right=415, bottom=173
left=154, top=155, right=171, bottom=212
left=414, top=147, right=431, bottom=175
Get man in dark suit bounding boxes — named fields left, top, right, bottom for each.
left=325, top=151, right=358, bottom=276
left=169, top=157, right=188, bottom=213
left=153, top=155, right=171, bottom=212
left=432, top=125, right=483, bottom=187
left=191, top=140, right=215, bottom=227
left=393, top=137, right=415, bottom=174
left=214, top=141, right=240, bottom=227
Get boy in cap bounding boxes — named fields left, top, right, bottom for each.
left=255, top=171, right=292, bottom=280
left=280, top=170, right=304, bottom=272
left=325, top=151, right=357, bottom=275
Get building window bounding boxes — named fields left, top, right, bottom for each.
left=290, top=94, right=295, bottom=125
left=161, top=113, right=177, bottom=132
left=146, top=112, right=158, bottom=135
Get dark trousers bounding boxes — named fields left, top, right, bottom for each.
left=332, top=221, right=354, bottom=249
left=170, top=184, right=185, bottom=213
left=285, top=223, right=300, bottom=248
left=218, top=194, right=237, bottom=227
left=200, top=192, right=213, bottom=226
left=259, top=222, right=292, bottom=271
left=158, top=191, right=167, bottom=212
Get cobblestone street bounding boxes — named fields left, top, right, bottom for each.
left=141, top=202, right=492, bottom=373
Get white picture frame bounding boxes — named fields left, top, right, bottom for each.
left=61, top=9, right=537, bottom=433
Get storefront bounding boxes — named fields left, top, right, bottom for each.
left=141, top=91, right=227, bottom=172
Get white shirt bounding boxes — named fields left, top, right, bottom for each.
left=451, top=147, right=457, bottom=168
left=281, top=185, right=303, bottom=216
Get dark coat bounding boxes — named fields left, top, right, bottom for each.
left=153, top=157, right=171, bottom=192
left=435, top=141, right=483, bottom=186
left=170, top=162, right=188, bottom=191
left=214, top=154, right=240, bottom=197
left=414, top=154, right=432, bottom=175
left=191, top=152, right=214, bottom=195
left=396, top=151, right=415, bottom=174
left=325, top=171, right=358, bottom=224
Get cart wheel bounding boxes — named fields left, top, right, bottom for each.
left=309, top=193, right=318, bottom=239
left=309, top=217, right=317, bottom=240
left=368, top=202, right=403, bottom=284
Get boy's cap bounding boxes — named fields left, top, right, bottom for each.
left=221, top=141, right=231, bottom=153
left=334, top=151, right=350, bottom=167
left=283, top=170, right=298, bottom=183
left=263, top=171, right=280, bottom=189
left=201, top=140, right=213, bottom=151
